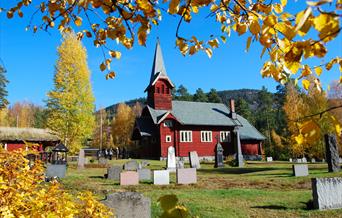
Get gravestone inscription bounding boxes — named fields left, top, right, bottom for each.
left=102, top=192, right=151, bottom=218
left=312, top=177, right=342, bottom=210
left=215, top=142, right=224, bottom=168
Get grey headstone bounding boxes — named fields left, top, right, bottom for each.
left=340, top=158, right=342, bottom=164
left=177, top=168, right=197, bottom=184
left=266, top=157, right=273, bottom=162
left=189, top=151, right=201, bottom=169
left=325, top=134, right=340, bottom=172
left=102, top=192, right=151, bottom=218
left=153, top=170, right=170, bottom=185
left=312, top=177, right=342, bottom=210
left=167, top=146, right=176, bottom=170
left=107, top=166, right=122, bottom=180
left=77, top=149, right=85, bottom=169
left=138, top=169, right=152, bottom=181
left=46, top=164, right=67, bottom=178
left=311, top=158, right=316, bottom=163
left=99, top=157, right=108, bottom=165
left=234, top=129, right=244, bottom=167
left=176, top=160, right=184, bottom=169
left=124, top=160, right=139, bottom=171
left=215, top=143, right=224, bottom=168
left=297, top=158, right=302, bottom=163
left=141, top=160, right=150, bottom=168
left=292, top=164, right=309, bottom=177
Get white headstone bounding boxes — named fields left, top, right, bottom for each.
left=312, top=177, right=342, bottom=210
left=289, top=158, right=293, bottom=162
left=189, top=151, right=201, bottom=169
left=266, top=157, right=273, bottom=162
left=153, top=170, right=170, bottom=185
left=167, top=146, right=176, bottom=171
left=292, top=164, right=309, bottom=177
left=302, top=157, right=307, bottom=163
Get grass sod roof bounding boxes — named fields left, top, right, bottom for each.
left=0, top=127, right=60, bottom=142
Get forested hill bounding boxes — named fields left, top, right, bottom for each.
left=102, top=88, right=269, bottom=120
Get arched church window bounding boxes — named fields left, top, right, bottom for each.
left=156, top=87, right=160, bottom=93
left=162, top=85, right=165, bottom=94
left=166, top=88, right=170, bottom=94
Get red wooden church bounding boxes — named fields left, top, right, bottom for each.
left=132, top=42, right=265, bottom=160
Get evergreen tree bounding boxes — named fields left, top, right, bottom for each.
left=0, top=64, right=9, bottom=109
left=235, top=98, right=254, bottom=124
left=175, top=85, right=192, bottom=101
left=193, top=88, right=208, bottom=102
left=207, top=88, right=221, bottom=103
left=47, top=32, right=95, bottom=154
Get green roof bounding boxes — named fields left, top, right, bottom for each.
left=145, top=101, right=265, bottom=141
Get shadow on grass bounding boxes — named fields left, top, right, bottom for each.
left=198, top=167, right=288, bottom=175
left=89, top=176, right=105, bottom=179
left=251, top=205, right=288, bottom=210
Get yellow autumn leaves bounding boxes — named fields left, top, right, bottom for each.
left=0, top=148, right=113, bottom=217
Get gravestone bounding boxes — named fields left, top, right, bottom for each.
left=311, top=158, right=316, bottom=163
left=138, top=169, right=152, bottom=181
left=167, top=146, right=176, bottom=171
left=141, top=160, right=150, bottom=168
left=325, top=134, right=340, bottom=172
left=46, top=164, right=67, bottom=178
left=77, top=149, right=85, bottom=169
left=124, top=160, right=139, bottom=171
left=297, top=158, right=302, bottom=163
left=107, top=166, right=122, bottom=180
left=302, top=157, right=307, bottom=163
left=339, top=158, right=342, bottom=164
left=176, top=160, right=184, bottom=169
left=215, top=142, right=224, bottom=168
left=292, top=164, right=309, bottom=177
left=99, top=157, right=108, bottom=165
left=102, top=192, right=151, bottom=218
left=189, top=151, right=201, bottom=169
left=176, top=168, right=197, bottom=184
left=289, top=158, right=292, bottom=162
left=153, top=170, right=170, bottom=185
left=120, top=171, right=139, bottom=185
left=234, top=129, right=244, bottom=167
left=266, top=157, right=273, bottom=162
left=312, top=177, right=342, bottom=210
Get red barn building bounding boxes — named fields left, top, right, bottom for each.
left=132, top=42, right=265, bottom=160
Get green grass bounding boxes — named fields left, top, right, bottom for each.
left=61, top=160, right=342, bottom=218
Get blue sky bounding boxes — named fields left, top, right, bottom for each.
left=0, top=1, right=341, bottom=109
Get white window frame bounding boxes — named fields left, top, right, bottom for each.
left=180, top=131, right=192, bottom=142
left=201, top=131, right=212, bottom=142
left=163, top=120, right=173, bottom=127
left=220, top=131, right=231, bottom=142
left=166, top=135, right=172, bottom=142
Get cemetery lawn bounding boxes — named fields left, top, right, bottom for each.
left=62, top=160, right=342, bottom=218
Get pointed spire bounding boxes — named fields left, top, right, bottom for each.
left=150, top=40, right=167, bottom=83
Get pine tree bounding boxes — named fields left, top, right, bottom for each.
left=47, top=32, right=95, bottom=154
left=0, top=64, right=9, bottom=109
left=193, top=88, right=208, bottom=102
left=175, top=85, right=192, bottom=101
left=235, top=98, right=254, bottom=124
left=207, top=88, right=221, bottom=103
